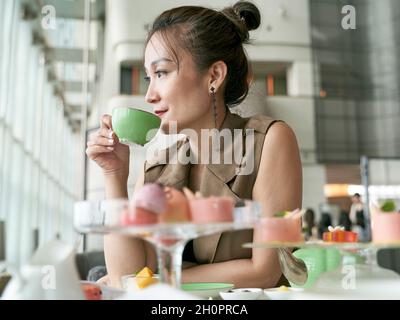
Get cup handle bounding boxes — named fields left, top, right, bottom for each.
left=277, top=248, right=308, bottom=286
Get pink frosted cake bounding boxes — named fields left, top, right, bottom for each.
left=121, top=183, right=166, bottom=225
left=189, top=196, right=234, bottom=223
left=255, top=214, right=303, bottom=243
left=120, top=184, right=236, bottom=225
left=371, top=210, right=400, bottom=243
left=159, top=187, right=191, bottom=223
left=121, top=207, right=159, bottom=225
left=134, top=184, right=166, bottom=214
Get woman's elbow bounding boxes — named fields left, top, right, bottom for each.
left=254, top=269, right=282, bottom=289
left=243, top=263, right=282, bottom=289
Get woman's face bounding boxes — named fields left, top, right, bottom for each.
left=144, top=33, right=211, bottom=133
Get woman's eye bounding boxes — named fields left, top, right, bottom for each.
left=155, top=70, right=167, bottom=78
left=143, top=71, right=167, bottom=82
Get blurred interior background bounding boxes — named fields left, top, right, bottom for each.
left=0, top=0, right=400, bottom=271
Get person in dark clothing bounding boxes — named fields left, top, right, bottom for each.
left=338, top=210, right=352, bottom=231
left=350, top=193, right=367, bottom=241
left=318, top=212, right=332, bottom=239
left=303, top=208, right=317, bottom=240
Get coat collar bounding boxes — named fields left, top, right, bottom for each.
left=144, top=110, right=249, bottom=188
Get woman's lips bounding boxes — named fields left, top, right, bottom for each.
left=154, top=109, right=168, bottom=118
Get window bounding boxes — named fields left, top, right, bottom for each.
left=120, top=64, right=148, bottom=95
left=265, top=73, right=287, bottom=96
left=0, top=0, right=80, bottom=266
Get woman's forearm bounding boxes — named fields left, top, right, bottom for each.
left=104, top=171, right=129, bottom=199
left=103, top=171, right=142, bottom=288
left=182, top=254, right=282, bottom=289
left=104, top=234, right=147, bottom=288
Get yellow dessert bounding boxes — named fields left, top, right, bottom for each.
left=136, top=266, right=153, bottom=278
left=135, top=267, right=157, bottom=289
left=278, top=285, right=290, bottom=292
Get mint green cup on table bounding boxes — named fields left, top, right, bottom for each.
left=291, top=248, right=341, bottom=289
left=111, top=107, right=161, bottom=146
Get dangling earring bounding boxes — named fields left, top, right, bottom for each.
left=210, top=86, right=219, bottom=154
left=210, top=86, right=217, bottom=128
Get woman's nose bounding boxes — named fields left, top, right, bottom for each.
left=145, top=83, right=160, bottom=104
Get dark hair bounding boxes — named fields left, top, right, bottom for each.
left=318, top=212, right=332, bottom=239
left=145, top=1, right=261, bottom=107
left=304, top=209, right=315, bottom=226
left=304, top=208, right=315, bottom=237
left=353, top=193, right=361, bottom=198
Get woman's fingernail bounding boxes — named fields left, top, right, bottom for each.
left=108, top=139, right=114, bottom=145
left=107, top=147, right=114, bottom=150
left=109, top=131, right=113, bottom=138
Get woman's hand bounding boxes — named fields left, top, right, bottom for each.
left=86, top=114, right=130, bottom=177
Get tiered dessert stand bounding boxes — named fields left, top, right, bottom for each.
left=74, top=200, right=259, bottom=288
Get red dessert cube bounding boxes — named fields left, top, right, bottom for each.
left=323, top=228, right=358, bottom=242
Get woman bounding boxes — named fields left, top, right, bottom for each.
left=86, top=1, right=302, bottom=288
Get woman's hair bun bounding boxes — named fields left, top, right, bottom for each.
left=233, top=1, right=261, bottom=32
left=221, top=1, right=261, bottom=43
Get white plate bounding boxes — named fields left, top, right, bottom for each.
left=264, top=287, right=304, bottom=300
left=220, top=288, right=262, bottom=300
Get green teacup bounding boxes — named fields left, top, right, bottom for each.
left=291, top=248, right=341, bottom=288
left=111, top=107, right=161, bottom=146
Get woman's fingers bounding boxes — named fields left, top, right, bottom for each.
left=86, top=145, right=114, bottom=159
left=101, top=114, right=113, bottom=130
left=86, top=114, right=123, bottom=160
left=87, top=135, right=115, bottom=147
left=90, top=127, right=114, bottom=140
left=87, top=114, right=117, bottom=145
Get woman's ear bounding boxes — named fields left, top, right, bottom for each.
left=208, top=60, right=227, bottom=91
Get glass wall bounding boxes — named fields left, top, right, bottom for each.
left=310, top=0, right=400, bottom=163
left=0, top=0, right=79, bottom=266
